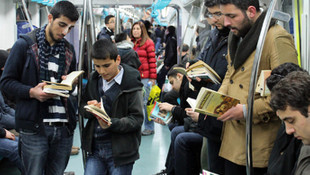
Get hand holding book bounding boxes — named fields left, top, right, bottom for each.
left=84, top=100, right=112, bottom=129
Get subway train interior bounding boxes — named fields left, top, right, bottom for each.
left=0, top=0, right=309, bottom=175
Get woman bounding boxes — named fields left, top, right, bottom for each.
left=131, top=21, right=157, bottom=136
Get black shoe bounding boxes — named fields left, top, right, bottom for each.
left=154, top=169, right=167, bottom=175
left=141, top=129, right=154, bottom=136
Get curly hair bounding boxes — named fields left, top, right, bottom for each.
left=266, top=63, right=305, bottom=91
left=270, top=71, right=310, bottom=117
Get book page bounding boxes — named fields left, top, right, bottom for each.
left=60, top=70, right=84, bottom=86
left=186, top=97, right=197, bottom=109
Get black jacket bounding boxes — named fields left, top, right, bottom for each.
left=0, top=28, right=77, bottom=135
left=194, top=28, right=229, bottom=142
left=80, top=64, right=144, bottom=166
left=164, top=35, right=177, bottom=69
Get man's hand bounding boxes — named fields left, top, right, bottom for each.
left=62, top=75, right=78, bottom=86
left=5, top=129, right=15, bottom=140
left=158, top=102, right=174, bottom=112
left=217, top=104, right=244, bottom=121
left=153, top=118, right=166, bottom=125
left=185, top=108, right=199, bottom=122
left=149, top=79, right=156, bottom=86
left=29, top=82, right=56, bottom=102
left=97, top=118, right=111, bottom=129
left=87, top=100, right=101, bottom=108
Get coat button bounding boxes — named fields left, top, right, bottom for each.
left=239, top=84, right=243, bottom=89
left=241, top=67, right=245, bottom=71
left=230, top=80, right=233, bottom=84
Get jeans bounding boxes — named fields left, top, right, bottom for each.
left=20, top=125, right=73, bottom=175
left=174, top=128, right=203, bottom=175
left=155, top=37, right=161, bottom=53
left=85, top=141, right=134, bottom=175
left=0, top=113, right=15, bottom=129
left=141, top=78, right=154, bottom=131
left=0, top=137, right=24, bottom=172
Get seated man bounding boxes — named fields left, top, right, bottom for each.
left=0, top=126, right=24, bottom=173
left=270, top=71, right=310, bottom=175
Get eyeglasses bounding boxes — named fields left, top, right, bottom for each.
left=205, top=12, right=222, bottom=19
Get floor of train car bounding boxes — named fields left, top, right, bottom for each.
left=0, top=122, right=171, bottom=175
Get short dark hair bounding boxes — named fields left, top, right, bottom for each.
left=270, top=71, right=310, bottom=117
left=50, top=1, right=79, bottom=21
left=91, top=38, right=118, bottom=61
left=205, top=0, right=221, bottom=7
left=266, top=63, right=306, bottom=91
left=220, top=0, right=260, bottom=12
left=16, top=7, right=28, bottom=20
left=167, top=64, right=186, bottom=78
left=115, top=32, right=128, bottom=43
left=105, top=15, right=115, bottom=24
left=182, top=44, right=189, bottom=52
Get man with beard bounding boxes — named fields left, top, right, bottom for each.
left=215, top=0, right=298, bottom=174
left=0, top=1, right=79, bottom=175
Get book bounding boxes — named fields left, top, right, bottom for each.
left=84, top=104, right=112, bottom=125
left=187, top=87, right=240, bottom=117
left=174, top=60, right=221, bottom=84
left=255, top=70, right=271, bottom=96
left=43, top=70, right=84, bottom=97
left=43, top=70, right=84, bottom=91
left=150, top=101, right=172, bottom=124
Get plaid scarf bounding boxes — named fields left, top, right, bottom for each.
left=36, top=25, right=66, bottom=82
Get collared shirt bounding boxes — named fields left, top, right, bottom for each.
left=102, top=65, right=123, bottom=92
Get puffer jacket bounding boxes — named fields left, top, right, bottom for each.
left=132, top=38, right=157, bottom=79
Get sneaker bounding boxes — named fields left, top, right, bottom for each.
left=154, top=169, right=167, bottom=175
left=141, top=129, right=154, bottom=136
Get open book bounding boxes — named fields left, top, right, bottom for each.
left=150, top=101, right=172, bottom=124
left=84, top=104, right=112, bottom=125
left=255, top=70, right=271, bottom=96
left=174, top=60, right=221, bottom=84
left=43, top=70, right=84, bottom=97
left=187, top=87, right=240, bottom=117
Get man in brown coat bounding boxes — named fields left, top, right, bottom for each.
left=216, top=0, right=298, bottom=174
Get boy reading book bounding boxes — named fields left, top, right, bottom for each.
left=79, top=39, right=144, bottom=174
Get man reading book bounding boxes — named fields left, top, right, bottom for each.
left=214, top=0, right=298, bottom=174
left=0, top=1, right=79, bottom=174
left=80, top=38, right=144, bottom=175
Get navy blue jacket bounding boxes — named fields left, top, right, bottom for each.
left=0, top=28, right=77, bottom=135
left=195, top=28, right=229, bottom=142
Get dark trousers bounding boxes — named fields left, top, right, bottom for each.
left=207, top=139, right=225, bottom=174
left=224, top=159, right=267, bottom=175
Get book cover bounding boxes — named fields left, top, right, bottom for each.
left=84, top=104, right=112, bottom=125
left=174, top=61, right=221, bottom=84
left=255, top=70, right=271, bottom=96
left=43, top=70, right=84, bottom=91
left=187, top=87, right=240, bottom=117
left=150, top=101, right=172, bottom=124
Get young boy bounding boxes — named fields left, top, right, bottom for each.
left=80, top=39, right=144, bottom=175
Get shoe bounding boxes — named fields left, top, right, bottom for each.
left=64, top=171, right=75, bottom=175
left=72, top=146, right=80, bottom=150
left=70, top=147, right=79, bottom=155
left=154, top=169, right=167, bottom=175
left=141, top=129, right=154, bottom=136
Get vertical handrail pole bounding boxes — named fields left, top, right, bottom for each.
left=77, top=0, right=88, bottom=167
left=87, top=0, right=96, bottom=44
left=179, top=5, right=194, bottom=61
left=21, top=0, right=34, bottom=30
left=246, top=0, right=278, bottom=175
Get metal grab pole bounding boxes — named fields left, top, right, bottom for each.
left=245, top=0, right=278, bottom=174
left=21, top=0, right=34, bottom=31
left=87, top=0, right=96, bottom=43
left=78, top=0, right=88, bottom=168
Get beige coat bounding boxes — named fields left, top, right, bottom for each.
left=218, top=24, right=298, bottom=168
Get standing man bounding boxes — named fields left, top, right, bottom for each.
left=217, top=0, right=298, bottom=174
left=0, top=1, right=79, bottom=175
left=97, top=15, right=115, bottom=42
left=270, top=71, right=310, bottom=175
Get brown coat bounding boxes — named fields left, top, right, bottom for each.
left=218, top=24, right=298, bottom=168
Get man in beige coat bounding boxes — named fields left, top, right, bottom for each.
left=217, top=0, right=298, bottom=174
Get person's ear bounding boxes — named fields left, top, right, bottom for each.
left=246, top=6, right=257, bottom=19
left=48, top=14, right=53, bottom=24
